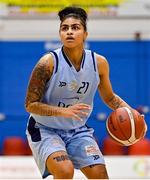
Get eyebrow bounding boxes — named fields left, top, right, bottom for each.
left=60, top=23, right=81, bottom=27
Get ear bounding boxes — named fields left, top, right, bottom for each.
left=84, top=31, right=88, bottom=41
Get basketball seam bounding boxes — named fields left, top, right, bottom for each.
left=124, top=107, right=136, bottom=144
left=116, top=108, right=131, bottom=142
left=106, top=117, right=130, bottom=146
left=106, top=107, right=137, bottom=146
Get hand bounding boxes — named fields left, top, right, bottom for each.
left=59, top=103, right=91, bottom=121
left=140, top=114, right=147, bottom=137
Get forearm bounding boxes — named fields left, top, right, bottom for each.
left=106, top=94, right=131, bottom=110
left=25, top=102, right=63, bottom=116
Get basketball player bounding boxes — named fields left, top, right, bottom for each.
left=25, top=6, right=134, bottom=179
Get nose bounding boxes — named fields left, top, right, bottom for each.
left=67, top=27, right=73, bottom=35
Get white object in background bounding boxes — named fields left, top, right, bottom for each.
left=0, top=156, right=150, bottom=179
left=0, top=113, right=6, bottom=121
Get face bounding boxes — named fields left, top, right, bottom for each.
left=59, top=17, right=88, bottom=48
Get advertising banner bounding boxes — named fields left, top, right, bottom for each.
left=0, top=0, right=149, bottom=17
left=0, top=156, right=150, bottom=179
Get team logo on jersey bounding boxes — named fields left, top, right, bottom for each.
left=59, top=81, right=67, bottom=87
left=68, top=80, right=78, bottom=91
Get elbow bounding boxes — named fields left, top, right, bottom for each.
left=25, top=102, right=31, bottom=113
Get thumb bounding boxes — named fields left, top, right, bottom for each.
left=141, top=114, right=145, bottom=119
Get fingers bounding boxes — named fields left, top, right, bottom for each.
left=140, top=114, right=147, bottom=133
left=66, top=103, right=91, bottom=121
left=72, top=103, right=91, bottom=110
left=144, top=123, right=148, bottom=132
left=141, top=114, right=145, bottom=119
left=72, top=114, right=83, bottom=121
left=73, top=109, right=89, bottom=115
left=79, top=111, right=89, bottom=116
left=72, top=109, right=89, bottom=121
left=78, top=103, right=91, bottom=107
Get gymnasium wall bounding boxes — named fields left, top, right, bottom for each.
left=0, top=39, right=149, bottom=150
left=0, top=17, right=150, bottom=150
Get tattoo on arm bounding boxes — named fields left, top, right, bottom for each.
left=26, top=102, right=61, bottom=116
left=53, top=155, right=69, bottom=162
left=89, top=164, right=96, bottom=168
left=25, top=57, right=61, bottom=116
left=108, top=95, right=124, bottom=109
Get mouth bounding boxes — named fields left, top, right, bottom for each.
left=66, top=37, right=74, bottom=41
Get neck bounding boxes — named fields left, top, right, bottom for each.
left=63, top=45, right=84, bottom=65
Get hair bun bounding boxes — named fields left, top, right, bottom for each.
left=58, top=6, right=87, bottom=22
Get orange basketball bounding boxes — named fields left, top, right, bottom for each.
left=106, top=107, right=146, bottom=146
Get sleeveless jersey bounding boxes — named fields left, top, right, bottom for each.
left=31, top=47, right=100, bottom=130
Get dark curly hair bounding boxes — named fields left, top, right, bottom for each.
left=58, top=6, right=87, bottom=31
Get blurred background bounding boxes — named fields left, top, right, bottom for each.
left=0, top=0, right=150, bottom=179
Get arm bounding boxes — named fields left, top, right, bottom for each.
left=25, top=54, right=90, bottom=120
left=25, top=54, right=61, bottom=116
left=96, top=54, right=131, bottom=110
left=96, top=55, right=147, bottom=135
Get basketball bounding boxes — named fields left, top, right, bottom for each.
left=106, top=107, right=146, bottom=146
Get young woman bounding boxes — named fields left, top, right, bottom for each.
left=25, top=6, right=133, bottom=179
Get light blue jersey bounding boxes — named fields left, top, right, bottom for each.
left=31, top=47, right=100, bottom=130
left=26, top=48, right=105, bottom=178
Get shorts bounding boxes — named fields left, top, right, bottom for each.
left=26, top=116, right=105, bottom=178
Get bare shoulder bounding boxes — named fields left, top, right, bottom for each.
left=25, top=53, right=54, bottom=107
left=29, top=53, right=55, bottom=86
left=95, top=53, right=109, bottom=76
left=36, top=53, right=54, bottom=74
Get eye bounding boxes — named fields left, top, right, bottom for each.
left=72, top=25, right=80, bottom=30
left=61, top=26, right=68, bottom=31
